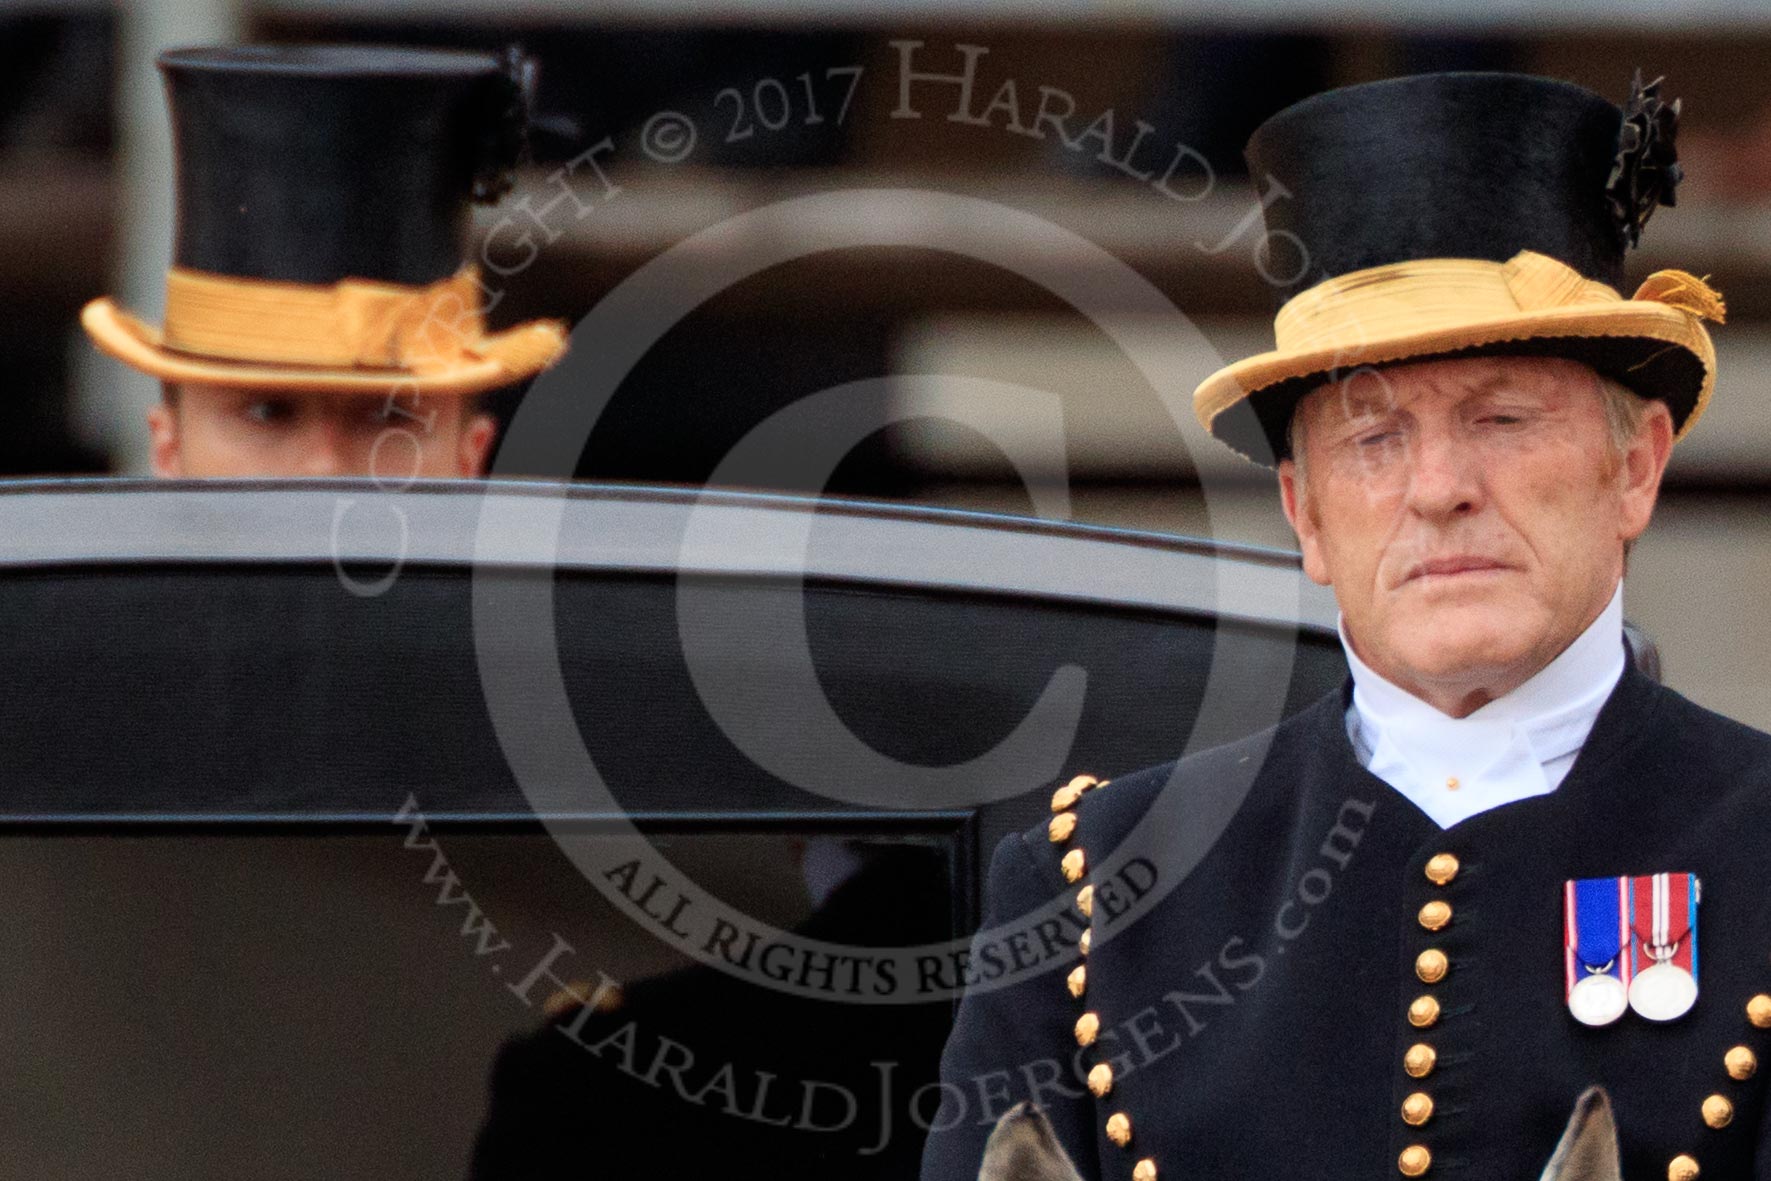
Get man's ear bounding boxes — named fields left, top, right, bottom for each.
left=146, top=400, right=182, bottom=478
left=457, top=411, right=498, bottom=478
left=1279, top=458, right=1331, bottom=586
left=1618, top=400, right=1674, bottom=544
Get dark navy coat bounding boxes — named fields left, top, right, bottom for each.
left=921, top=660, right=1771, bottom=1181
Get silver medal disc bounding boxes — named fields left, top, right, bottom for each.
left=1569, top=972, right=1629, bottom=1027
left=1629, top=961, right=1699, bottom=1022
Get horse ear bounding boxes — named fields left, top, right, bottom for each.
left=979, top=1100, right=1088, bottom=1181
left=1539, top=1086, right=1623, bottom=1181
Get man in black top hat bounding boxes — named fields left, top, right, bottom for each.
left=923, top=71, right=1770, bottom=1181
left=82, top=44, right=567, bottom=477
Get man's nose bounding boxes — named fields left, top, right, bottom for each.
left=296, top=419, right=359, bottom=477
left=1403, top=423, right=1481, bottom=518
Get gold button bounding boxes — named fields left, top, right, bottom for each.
left=1748, top=994, right=1771, bottom=1029
left=1087, top=1062, right=1114, bottom=1097
left=1074, top=1011, right=1100, bottom=1047
left=1424, top=853, right=1460, bottom=885
left=1408, top=995, right=1441, bottom=1029
left=1106, top=1112, right=1132, bottom=1146
left=1079, top=928, right=1092, bottom=956
left=1418, top=900, right=1453, bottom=931
left=1401, top=1091, right=1434, bottom=1126
left=1076, top=884, right=1094, bottom=918
left=1067, top=964, right=1087, bottom=998
left=1066, top=772, right=1100, bottom=794
left=1415, top=949, right=1449, bottom=984
left=1061, top=848, right=1087, bottom=883
left=1403, top=1043, right=1437, bottom=1078
left=1132, top=1159, right=1158, bottom=1181
left=1051, top=781, right=1085, bottom=812
left=543, top=979, right=622, bottom=1019
left=1445, top=776, right=1460, bottom=791
left=1701, top=1094, right=1734, bottom=1129
left=1398, top=1144, right=1432, bottom=1177
left=1725, top=1045, right=1758, bottom=1080
left=1668, top=1154, right=1700, bottom=1181
left=543, top=987, right=583, bottom=1019
left=1049, top=812, right=1077, bottom=842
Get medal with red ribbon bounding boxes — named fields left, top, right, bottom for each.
left=1565, top=876, right=1632, bottom=1026
left=1627, top=871, right=1700, bottom=1022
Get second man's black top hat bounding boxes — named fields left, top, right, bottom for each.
left=83, top=43, right=567, bottom=396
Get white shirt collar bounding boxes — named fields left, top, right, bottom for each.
left=1340, top=581, right=1626, bottom=828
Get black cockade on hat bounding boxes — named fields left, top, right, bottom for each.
left=1607, top=68, right=1683, bottom=249
left=472, top=45, right=536, bottom=205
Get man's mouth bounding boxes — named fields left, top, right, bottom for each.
left=1402, top=556, right=1512, bottom=584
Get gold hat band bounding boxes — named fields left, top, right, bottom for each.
left=161, top=264, right=557, bottom=374
left=1273, top=251, right=1725, bottom=357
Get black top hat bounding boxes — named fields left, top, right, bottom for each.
left=1193, top=70, right=1723, bottom=465
left=159, top=43, right=526, bottom=287
left=83, top=43, right=566, bottom=396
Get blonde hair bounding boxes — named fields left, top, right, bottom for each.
left=1593, top=373, right=1650, bottom=458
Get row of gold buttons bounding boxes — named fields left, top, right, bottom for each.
left=1667, top=994, right=1771, bottom=1180
left=1048, top=772, right=1157, bottom=1179
left=1399, top=851, right=1460, bottom=1177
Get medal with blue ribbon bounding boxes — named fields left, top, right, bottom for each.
left=1565, top=876, right=1631, bottom=1027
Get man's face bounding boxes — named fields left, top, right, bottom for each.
left=1278, top=355, right=1673, bottom=715
left=147, top=385, right=497, bottom=479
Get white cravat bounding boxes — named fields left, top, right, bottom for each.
left=1342, top=582, right=1626, bottom=829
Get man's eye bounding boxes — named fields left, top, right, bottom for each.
left=1356, top=430, right=1401, bottom=448
left=244, top=400, right=294, bottom=424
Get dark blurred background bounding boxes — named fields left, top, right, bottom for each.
left=6, top=1, right=1771, bottom=726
